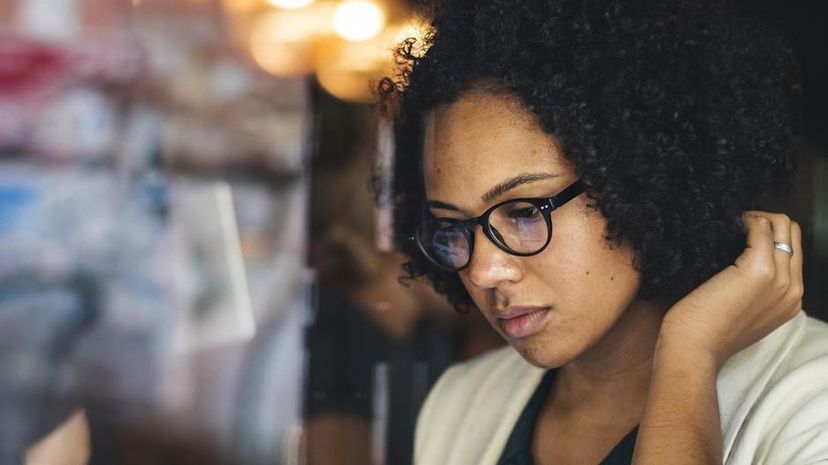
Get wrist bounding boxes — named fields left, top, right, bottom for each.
left=654, top=328, right=722, bottom=374
left=658, top=309, right=729, bottom=370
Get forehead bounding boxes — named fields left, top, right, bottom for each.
left=422, top=92, right=571, bottom=204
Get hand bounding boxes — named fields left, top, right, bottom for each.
left=658, top=211, right=804, bottom=369
left=25, top=409, right=90, bottom=465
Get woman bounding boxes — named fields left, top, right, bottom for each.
left=376, top=0, right=828, bottom=464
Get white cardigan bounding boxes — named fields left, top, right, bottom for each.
left=414, top=311, right=828, bottom=465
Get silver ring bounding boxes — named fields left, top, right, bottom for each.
left=773, top=241, right=794, bottom=256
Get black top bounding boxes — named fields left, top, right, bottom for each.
left=497, top=369, right=638, bottom=465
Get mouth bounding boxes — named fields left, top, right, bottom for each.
left=494, top=306, right=551, bottom=339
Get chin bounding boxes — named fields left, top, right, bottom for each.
left=510, top=338, right=570, bottom=369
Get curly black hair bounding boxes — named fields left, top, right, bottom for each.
left=376, top=0, right=800, bottom=311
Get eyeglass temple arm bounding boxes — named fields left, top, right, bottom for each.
left=548, top=180, right=585, bottom=209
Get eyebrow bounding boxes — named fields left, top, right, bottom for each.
left=426, top=172, right=560, bottom=212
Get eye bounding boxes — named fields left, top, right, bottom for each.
left=506, top=205, right=540, bottom=219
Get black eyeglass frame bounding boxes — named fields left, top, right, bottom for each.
left=412, top=180, right=585, bottom=271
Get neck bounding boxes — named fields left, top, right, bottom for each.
left=553, top=298, right=667, bottom=424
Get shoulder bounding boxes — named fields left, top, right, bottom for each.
left=414, top=346, right=544, bottom=465
left=428, top=344, right=527, bottom=390
left=415, top=345, right=530, bottom=429
left=787, top=313, right=828, bottom=363
left=763, top=313, right=828, bottom=402
left=722, top=312, right=828, bottom=464
left=757, top=314, right=828, bottom=464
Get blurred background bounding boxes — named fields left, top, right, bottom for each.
left=0, top=0, right=824, bottom=464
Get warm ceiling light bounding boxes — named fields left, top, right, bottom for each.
left=316, top=63, right=376, bottom=102
left=315, top=26, right=401, bottom=102
left=221, top=0, right=258, bottom=14
left=265, top=0, right=314, bottom=9
left=249, top=10, right=317, bottom=77
left=332, top=0, right=385, bottom=42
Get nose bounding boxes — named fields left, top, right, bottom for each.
left=465, top=226, right=524, bottom=289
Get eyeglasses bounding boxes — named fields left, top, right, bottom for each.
left=413, top=180, right=585, bottom=271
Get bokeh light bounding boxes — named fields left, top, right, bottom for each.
left=266, top=0, right=315, bottom=9
left=332, top=0, right=385, bottom=42
left=249, top=8, right=331, bottom=77
left=316, top=22, right=424, bottom=102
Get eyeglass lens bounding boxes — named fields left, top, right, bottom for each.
left=488, top=201, right=547, bottom=253
left=418, top=200, right=549, bottom=270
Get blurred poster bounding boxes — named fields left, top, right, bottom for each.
left=170, top=180, right=255, bottom=353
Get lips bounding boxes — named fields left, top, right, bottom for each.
left=494, top=306, right=550, bottom=339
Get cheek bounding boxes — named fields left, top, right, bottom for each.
left=536, top=214, right=640, bottom=307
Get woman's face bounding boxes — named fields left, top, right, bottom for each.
left=422, top=91, right=643, bottom=368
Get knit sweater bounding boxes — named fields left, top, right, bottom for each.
left=414, top=311, right=828, bottom=465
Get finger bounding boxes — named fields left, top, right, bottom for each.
left=739, top=212, right=775, bottom=277
left=789, top=221, right=804, bottom=308
left=764, top=212, right=794, bottom=289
